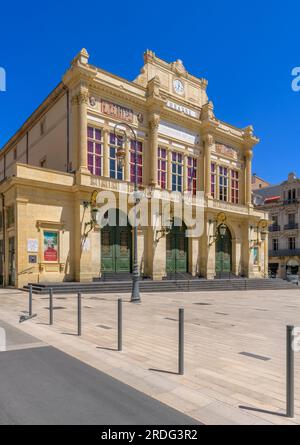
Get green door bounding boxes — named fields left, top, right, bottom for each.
left=166, top=224, right=188, bottom=273
left=215, top=226, right=232, bottom=275
left=101, top=211, right=132, bottom=273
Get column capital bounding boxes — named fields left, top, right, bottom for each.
left=149, top=113, right=160, bottom=129
left=71, top=90, right=89, bottom=106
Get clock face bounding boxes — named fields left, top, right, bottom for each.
left=173, top=79, right=184, bottom=94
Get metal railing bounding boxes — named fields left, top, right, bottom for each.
left=269, top=224, right=281, bottom=232
left=284, top=223, right=299, bottom=230
left=269, top=248, right=300, bottom=257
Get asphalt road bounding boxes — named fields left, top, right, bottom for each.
left=0, top=339, right=198, bottom=425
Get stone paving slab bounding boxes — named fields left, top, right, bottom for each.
left=0, top=287, right=300, bottom=424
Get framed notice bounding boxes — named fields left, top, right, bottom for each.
left=27, top=239, right=38, bottom=253
left=43, top=231, right=58, bottom=262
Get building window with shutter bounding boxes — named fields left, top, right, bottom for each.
left=158, top=147, right=167, bottom=189
left=219, top=165, right=228, bottom=201
left=211, top=162, right=216, bottom=198
left=187, top=156, right=197, bottom=195
left=231, top=170, right=239, bottom=204
left=87, top=126, right=102, bottom=176
left=130, top=140, right=143, bottom=185
left=288, top=237, right=296, bottom=250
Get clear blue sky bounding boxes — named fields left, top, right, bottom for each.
left=0, top=0, right=299, bottom=184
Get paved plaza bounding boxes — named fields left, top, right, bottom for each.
left=1, top=287, right=300, bottom=425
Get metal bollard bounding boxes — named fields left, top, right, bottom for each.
left=118, top=298, right=122, bottom=351
left=29, top=284, right=33, bottom=317
left=49, top=288, right=53, bottom=325
left=286, top=325, right=294, bottom=417
left=77, top=293, right=82, bottom=336
left=178, top=308, right=184, bottom=375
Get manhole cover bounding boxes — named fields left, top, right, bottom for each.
left=215, top=312, right=228, bottom=315
left=164, top=317, right=177, bottom=321
left=45, top=306, right=66, bottom=310
left=97, top=325, right=112, bottom=330
left=193, top=303, right=211, bottom=306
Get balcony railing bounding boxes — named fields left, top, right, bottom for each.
left=269, top=224, right=281, bottom=232
left=269, top=248, right=300, bottom=257
left=284, top=223, right=298, bottom=230
left=283, top=199, right=299, bottom=205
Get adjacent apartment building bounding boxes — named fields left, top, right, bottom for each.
left=254, top=172, right=300, bottom=278
left=0, top=49, right=268, bottom=288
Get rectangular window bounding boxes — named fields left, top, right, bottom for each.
left=187, top=157, right=197, bottom=195
left=231, top=170, right=239, bottom=204
left=109, top=133, right=123, bottom=180
left=130, top=140, right=143, bottom=185
left=211, top=162, right=216, bottom=198
left=171, top=152, right=183, bottom=192
left=272, top=238, right=279, bottom=251
left=289, top=237, right=296, bottom=250
left=219, top=165, right=228, bottom=201
left=288, top=189, right=296, bottom=203
left=288, top=213, right=295, bottom=225
left=158, top=147, right=167, bottom=189
left=87, top=126, right=102, bottom=176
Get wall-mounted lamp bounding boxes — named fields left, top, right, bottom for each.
left=209, top=212, right=227, bottom=246
left=249, top=219, right=268, bottom=248
left=83, top=190, right=99, bottom=236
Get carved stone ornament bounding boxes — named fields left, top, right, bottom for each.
left=171, top=59, right=187, bottom=76
left=89, top=96, right=97, bottom=107
left=205, top=134, right=214, bottom=147
left=71, top=91, right=89, bottom=106
left=149, top=115, right=160, bottom=129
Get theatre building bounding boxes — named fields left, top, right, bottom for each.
left=0, top=49, right=268, bottom=288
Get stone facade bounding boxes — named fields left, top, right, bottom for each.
left=0, top=49, right=268, bottom=288
left=254, top=172, right=300, bottom=279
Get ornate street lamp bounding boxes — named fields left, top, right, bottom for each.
left=114, top=122, right=141, bottom=303
left=249, top=219, right=268, bottom=247
left=209, top=212, right=227, bottom=245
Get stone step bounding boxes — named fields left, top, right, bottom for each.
left=22, top=278, right=298, bottom=294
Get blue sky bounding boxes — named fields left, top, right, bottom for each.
left=0, top=0, right=299, bottom=184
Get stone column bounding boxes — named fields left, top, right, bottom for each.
left=149, top=114, right=160, bottom=186
left=204, top=134, right=214, bottom=197
left=72, top=87, right=90, bottom=173
left=245, top=149, right=253, bottom=206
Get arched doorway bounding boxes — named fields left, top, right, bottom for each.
left=101, top=209, right=132, bottom=273
left=215, top=225, right=232, bottom=277
left=286, top=259, right=299, bottom=277
left=166, top=219, right=188, bottom=274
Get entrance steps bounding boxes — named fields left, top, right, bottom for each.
left=22, top=278, right=298, bottom=294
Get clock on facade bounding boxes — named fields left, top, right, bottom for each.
left=173, top=79, right=184, bottom=94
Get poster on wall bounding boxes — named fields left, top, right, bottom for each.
left=43, top=231, right=58, bottom=262
left=252, top=246, right=259, bottom=266
left=27, top=239, right=38, bottom=253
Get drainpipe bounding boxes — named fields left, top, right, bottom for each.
left=1, top=193, right=5, bottom=287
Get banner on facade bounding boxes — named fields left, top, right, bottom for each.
left=43, top=231, right=58, bottom=262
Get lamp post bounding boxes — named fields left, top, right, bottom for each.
left=114, top=123, right=141, bottom=303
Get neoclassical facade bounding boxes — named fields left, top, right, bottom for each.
left=0, top=49, right=268, bottom=288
